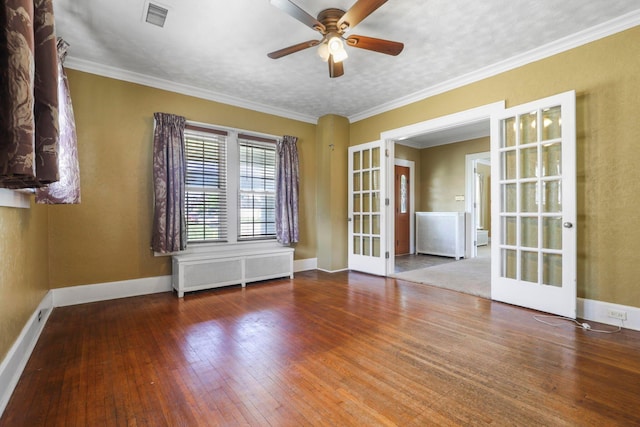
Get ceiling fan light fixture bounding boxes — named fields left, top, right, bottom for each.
left=327, top=35, right=343, bottom=54
left=331, top=46, right=348, bottom=63
left=326, top=35, right=347, bottom=63
left=317, top=43, right=330, bottom=62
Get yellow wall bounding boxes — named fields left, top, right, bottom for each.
left=0, top=201, right=49, bottom=362
left=48, top=71, right=317, bottom=288
left=316, top=115, right=349, bottom=271
left=398, top=139, right=491, bottom=238
left=351, top=26, right=640, bottom=307
left=419, top=137, right=489, bottom=212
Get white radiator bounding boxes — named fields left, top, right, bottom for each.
left=416, top=212, right=465, bottom=260
left=172, top=247, right=294, bottom=297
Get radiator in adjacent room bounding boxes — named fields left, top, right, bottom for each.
left=415, top=212, right=465, bottom=260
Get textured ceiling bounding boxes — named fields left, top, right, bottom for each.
left=54, top=1, right=640, bottom=126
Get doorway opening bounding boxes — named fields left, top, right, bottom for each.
left=381, top=102, right=504, bottom=298
left=465, top=151, right=491, bottom=259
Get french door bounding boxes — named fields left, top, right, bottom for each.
left=348, top=140, right=387, bottom=275
left=490, top=91, right=577, bottom=318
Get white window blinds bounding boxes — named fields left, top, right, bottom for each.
left=238, top=137, right=276, bottom=240
left=185, top=129, right=227, bottom=242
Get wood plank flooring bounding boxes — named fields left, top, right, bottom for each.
left=2, top=270, right=640, bottom=426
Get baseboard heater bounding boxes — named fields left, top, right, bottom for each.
left=172, top=247, right=294, bottom=297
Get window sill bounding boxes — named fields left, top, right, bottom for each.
left=0, top=189, right=31, bottom=208
left=154, top=239, right=285, bottom=257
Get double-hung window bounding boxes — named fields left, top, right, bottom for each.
left=184, top=124, right=277, bottom=244
left=185, top=126, right=227, bottom=242
left=239, top=136, right=276, bottom=240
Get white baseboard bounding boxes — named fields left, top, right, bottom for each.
left=52, top=275, right=172, bottom=307
left=0, top=291, right=53, bottom=417
left=578, top=298, right=640, bottom=331
left=294, top=258, right=317, bottom=272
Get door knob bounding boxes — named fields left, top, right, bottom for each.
left=563, top=222, right=573, bottom=228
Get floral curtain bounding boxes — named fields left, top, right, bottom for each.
left=275, top=135, right=299, bottom=245
left=36, top=38, right=81, bottom=204
left=0, top=0, right=60, bottom=188
left=151, top=112, right=187, bottom=253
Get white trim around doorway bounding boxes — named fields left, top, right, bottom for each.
left=381, top=101, right=505, bottom=272
left=465, top=151, right=491, bottom=258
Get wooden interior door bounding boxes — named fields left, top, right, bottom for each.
left=395, top=165, right=410, bottom=255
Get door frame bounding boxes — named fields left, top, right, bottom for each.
left=394, top=159, right=415, bottom=255
left=465, top=151, right=491, bottom=258
left=380, top=101, right=505, bottom=274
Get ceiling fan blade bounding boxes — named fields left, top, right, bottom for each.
left=346, top=35, right=404, bottom=56
left=270, top=0, right=326, bottom=33
left=268, top=40, right=320, bottom=59
left=337, top=0, right=388, bottom=31
left=328, top=56, right=344, bottom=78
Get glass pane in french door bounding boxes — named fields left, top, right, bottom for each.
left=498, top=105, right=564, bottom=287
left=351, top=146, right=381, bottom=257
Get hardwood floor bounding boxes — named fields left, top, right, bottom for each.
left=2, top=270, right=640, bottom=426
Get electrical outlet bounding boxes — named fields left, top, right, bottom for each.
left=607, top=309, right=627, bottom=321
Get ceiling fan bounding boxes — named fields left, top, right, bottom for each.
left=268, top=0, right=404, bottom=78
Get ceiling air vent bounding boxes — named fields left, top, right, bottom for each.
left=145, top=2, right=168, bottom=27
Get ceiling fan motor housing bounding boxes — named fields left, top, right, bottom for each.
left=317, top=8, right=347, bottom=36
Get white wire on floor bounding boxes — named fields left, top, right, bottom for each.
left=533, top=314, right=622, bottom=334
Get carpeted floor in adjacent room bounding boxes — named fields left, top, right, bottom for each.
left=393, top=246, right=491, bottom=299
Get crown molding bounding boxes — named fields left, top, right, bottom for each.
left=349, top=10, right=640, bottom=123
left=63, top=57, right=318, bottom=125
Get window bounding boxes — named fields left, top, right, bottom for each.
left=184, top=124, right=277, bottom=244
left=239, top=139, right=276, bottom=239
left=400, top=173, right=407, bottom=214
left=185, top=128, right=227, bottom=242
